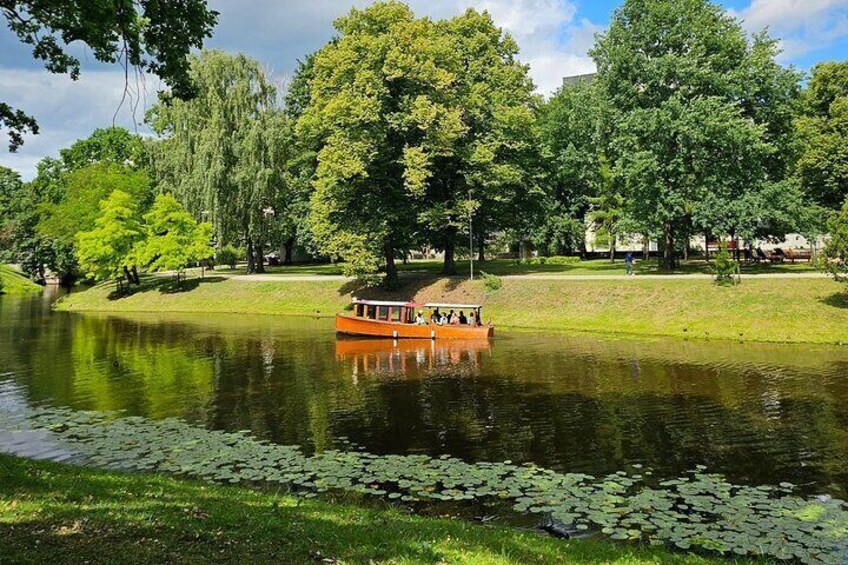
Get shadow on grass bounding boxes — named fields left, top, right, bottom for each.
left=105, top=276, right=227, bottom=300
left=0, top=454, right=733, bottom=565
left=821, top=291, right=848, bottom=309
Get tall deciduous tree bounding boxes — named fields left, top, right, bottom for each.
left=0, top=0, right=218, bottom=151
left=822, top=199, right=848, bottom=284
left=592, top=0, right=801, bottom=268
left=796, top=62, right=848, bottom=210
left=298, top=2, right=542, bottom=284
left=149, top=50, right=294, bottom=274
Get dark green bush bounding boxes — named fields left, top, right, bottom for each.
left=481, top=271, right=502, bottom=292
left=215, top=246, right=239, bottom=270
left=712, top=248, right=739, bottom=286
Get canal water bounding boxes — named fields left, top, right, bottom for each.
left=2, top=291, right=847, bottom=497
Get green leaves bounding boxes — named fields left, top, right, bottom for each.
left=76, top=190, right=144, bottom=283
left=134, top=194, right=214, bottom=276
left=821, top=200, right=848, bottom=283
left=12, top=406, right=848, bottom=565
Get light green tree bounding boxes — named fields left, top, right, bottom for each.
left=587, top=161, right=624, bottom=261
left=592, top=0, right=801, bottom=268
left=76, top=190, right=145, bottom=291
left=134, top=194, right=214, bottom=283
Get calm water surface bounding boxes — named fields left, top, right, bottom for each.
left=2, top=291, right=847, bottom=497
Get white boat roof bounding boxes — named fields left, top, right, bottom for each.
left=424, top=303, right=482, bottom=309
left=352, top=299, right=415, bottom=307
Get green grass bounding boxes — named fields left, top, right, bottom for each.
left=55, top=273, right=848, bottom=344
left=0, top=265, right=41, bottom=295
left=0, top=453, right=751, bottom=565
left=221, top=258, right=819, bottom=277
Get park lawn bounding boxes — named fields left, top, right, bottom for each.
left=220, top=259, right=819, bottom=278
left=0, top=454, right=751, bottom=565
left=0, top=265, right=41, bottom=295
left=55, top=274, right=848, bottom=344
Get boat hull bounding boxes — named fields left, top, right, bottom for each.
left=335, top=314, right=494, bottom=339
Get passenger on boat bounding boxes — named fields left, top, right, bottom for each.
left=458, top=311, right=468, bottom=325
left=415, top=311, right=427, bottom=325
left=449, top=311, right=460, bottom=325
left=439, top=313, right=448, bottom=325
left=430, top=309, right=440, bottom=324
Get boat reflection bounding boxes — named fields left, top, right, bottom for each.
left=335, top=338, right=492, bottom=380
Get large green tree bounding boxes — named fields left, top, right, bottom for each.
left=149, top=50, right=294, bottom=273
left=0, top=0, right=218, bottom=151
left=821, top=200, right=848, bottom=284
left=796, top=62, right=848, bottom=210
left=592, top=0, right=801, bottom=268
left=298, top=2, right=542, bottom=283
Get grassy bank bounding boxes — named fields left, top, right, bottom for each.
left=0, top=265, right=41, bottom=295
left=0, top=454, right=742, bottom=565
left=55, top=273, right=848, bottom=344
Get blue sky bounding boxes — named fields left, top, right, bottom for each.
left=2, top=0, right=848, bottom=179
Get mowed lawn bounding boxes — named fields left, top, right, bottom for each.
left=0, top=265, right=41, bottom=294
left=0, top=454, right=753, bottom=565
left=55, top=273, right=848, bottom=344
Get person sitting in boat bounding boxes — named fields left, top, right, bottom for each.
left=450, top=311, right=461, bottom=325
left=415, top=311, right=428, bottom=325
left=459, top=311, right=468, bottom=325
left=439, top=312, right=448, bottom=325
left=431, top=309, right=441, bottom=324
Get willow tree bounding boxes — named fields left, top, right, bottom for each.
left=592, top=0, right=800, bottom=268
left=298, top=2, right=542, bottom=283
left=149, top=50, right=293, bottom=273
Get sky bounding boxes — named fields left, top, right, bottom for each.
left=2, top=0, right=848, bottom=180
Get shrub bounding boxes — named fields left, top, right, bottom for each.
left=712, top=248, right=740, bottom=286
left=821, top=201, right=848, bottom=283
left=545, top=255, right=581, bottom=265
left=481, top=271, right=502, bottom=292
left=215, top=246, right=239, bottom=270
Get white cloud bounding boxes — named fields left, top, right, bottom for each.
left=1, top=1, right=600, bottom=177
left=0, top=69, right=157, bottom=179
left=731, top=0, right=848, bottom=58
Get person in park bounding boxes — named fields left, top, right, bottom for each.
left=625, top=252, right=635, bottom=276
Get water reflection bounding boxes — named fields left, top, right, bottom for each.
left=336, top=338, right=490, bottom=381
left=1, top=294, right=848, bottom=497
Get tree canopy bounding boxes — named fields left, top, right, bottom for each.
left=0, top=0, right=218, bottom=151
left=298, top=1, right=542, bottom=284
left=76, top=189, right=145, bottom=285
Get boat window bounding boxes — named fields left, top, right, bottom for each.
left=392, top=307, right=402, bottom=322
left=378, top=306, right=389, bottom=320
left=355, top=304, right=364, bottom=317
left=367, top=305, right=376, bottom=319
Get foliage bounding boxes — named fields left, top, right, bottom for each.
left=215, top=245, right=239, bottom=270
left=481, top=272, right=502, bottom=292
left=149, top=50, right=295, bottom=274
left=298, top=2, right=542, bottom=284
left=587, top=160, right=624, bottom=259
left=592, top=0, right=801, bottom=268
left=37, top=163, right=152, bottom=247
left=133, top=194, right=214, bottom=280
left=711, top=248, right=740, bottom=286
left=796, top=62, right=848, bottom=210
left=75, top=190, right=144, bottom=285
left=9, top=407, right=846, bottom=565
left=821, top=200, right=848, bottom=283
left=0, top=0, right=218, bottom=151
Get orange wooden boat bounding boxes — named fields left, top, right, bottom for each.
left=335, top=299, right=494, bottom=339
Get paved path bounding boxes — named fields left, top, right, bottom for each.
left=232, top=272, right=829, bottom=282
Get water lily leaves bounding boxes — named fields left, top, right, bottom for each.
left=15, top=406, right=848, bottom=565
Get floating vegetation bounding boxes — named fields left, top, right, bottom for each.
left=4, top=406, right=847, bottom=564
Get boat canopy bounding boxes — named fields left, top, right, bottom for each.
left=423, top=303, right=482, bottom=310
left=351, top=298, right=419, bottom=308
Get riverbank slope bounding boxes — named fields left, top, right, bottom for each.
left=54, top=274, right=848, bottom=344
left=0, top=453, right=748, bottom=564
left=0, top=265, right=40, bottom=295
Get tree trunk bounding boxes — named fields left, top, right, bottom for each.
left=283, top=237, right=295, bottom=266
left=130, top=265, right=140, bottom=285
left=123, top=266, right=134, bottom=286
left=442, top=229, right=457, bottom=275
left=609, top=239, right=616, bottom=263
left=662, top=222, right=677, bottom=270
left=683, top=239, right=689, bottom=261
left=643, top=235, right=650, bottom=261
left=253, top=241, right=265, bottom=274
left=245, top=238, right=255, bottom=274
left=704, top=232, right=710, bottom=262
left=384, top=234, right=398, bottom=288
left=477, top=239, right=485, bottom=262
